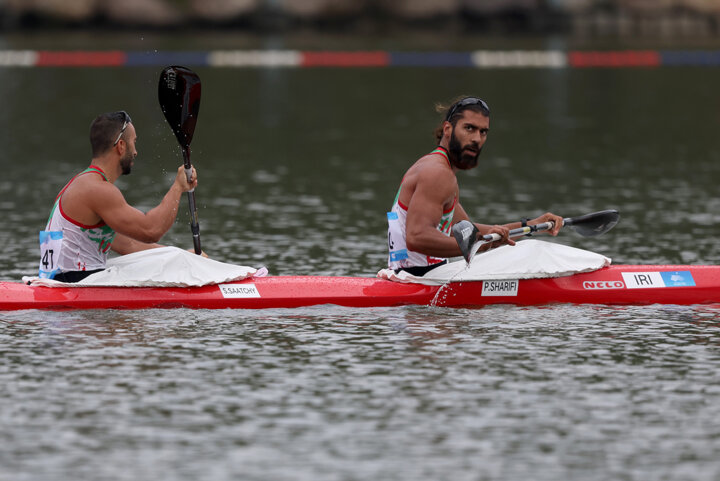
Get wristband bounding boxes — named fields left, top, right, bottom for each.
left=521, top=218, right=532, bottom=236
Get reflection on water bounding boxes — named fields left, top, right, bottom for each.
left=3, top=33, right=720, bottom=481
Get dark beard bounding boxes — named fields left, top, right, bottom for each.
left=119, top=150, right=133, bottom=175
left=448, top=128, right=480, bottom=170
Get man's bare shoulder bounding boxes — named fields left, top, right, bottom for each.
left=397, top=150, right=457, bottom=208
left=409, top=152, right=454, bottom=178
left=63, top=172, right=122, bottom=207
left=413, top=153, right=456, bottom=185
left=72, top=172, right=118, bottom=191
left=406, top=155, right=457, bottom=205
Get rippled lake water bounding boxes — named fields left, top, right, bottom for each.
left=2, top=31, right=720, bottom=481
left=3, top=305, right=720, bottom=481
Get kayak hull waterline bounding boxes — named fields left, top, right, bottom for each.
left=2, top=265, right=719, bottom=311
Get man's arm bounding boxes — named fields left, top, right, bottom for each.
left=110, top=233, right=161, bottom=255
left=404, top=167, right=491, bottom=258
left=453, top=202, right=515, bottom=252
left=89, top=166, right=196, bottom=244
left=473, top=211, right=563, bottom=239
left=453, top=203, right=564, bottom=253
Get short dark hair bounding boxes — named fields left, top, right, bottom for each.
left=433, top=96, right=490, bottom=143
left=89, top=111, right=131, bottom=157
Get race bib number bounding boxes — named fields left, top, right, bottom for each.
left=39, top=230, right=63, bottom=279
left=387, top=211, right=409, bottom=263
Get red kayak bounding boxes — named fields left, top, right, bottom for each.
left=1, top=264, right=719, bottom=310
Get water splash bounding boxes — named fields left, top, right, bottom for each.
left=429, top=258, right=473, bottom=307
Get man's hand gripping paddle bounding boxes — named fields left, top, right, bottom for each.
left=158, top=65, right=202, bottom=255
left=452, top=209, right=620, bottom=264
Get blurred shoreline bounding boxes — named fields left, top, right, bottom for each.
left=3, top=0, right=720, bottom=38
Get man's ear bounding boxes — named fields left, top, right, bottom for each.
left=442, top=120, right=453, bottom=137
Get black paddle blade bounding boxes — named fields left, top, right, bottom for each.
left=565, top=209, right=620, bottom=237
left=451, top=220, right=480, bottom=263
left=158, top=66, right=201, bottom=152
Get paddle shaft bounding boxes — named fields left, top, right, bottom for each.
left=182, top=146, right=201, bottom=255
left=454, top=209, right=620, bottom=264
left=468, top=221, right=556, bottom=260
left=482, top=220, right=555, bottom=243
left=480, top=210, right=616, bottom=243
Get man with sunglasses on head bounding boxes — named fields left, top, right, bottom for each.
left=387, top=97, right=564, bottom=276
left=39, top=111, right=199, bottom=282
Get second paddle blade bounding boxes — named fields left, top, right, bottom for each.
left=451, top=220, right=479, bottom=263
left=158, top=66, right=201, bottom=151
left=566, top=209, right=620, bottom=237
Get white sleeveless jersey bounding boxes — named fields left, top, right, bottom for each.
left=41, top=166, right=116, bottom=275
left=387, top=147, right=456, bottom=270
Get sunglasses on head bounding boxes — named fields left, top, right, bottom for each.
left=113, top=111, right=132, bottom=146
left=445, top=97, right=490, bottom=122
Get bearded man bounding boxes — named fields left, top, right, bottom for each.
left=40, top=111, right=198, bottom=282
left=387, top=97, right=563, bottom=276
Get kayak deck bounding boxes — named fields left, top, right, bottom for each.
left=1, top=265, right=719, bottom=311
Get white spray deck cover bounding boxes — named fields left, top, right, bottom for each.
left=24, top=247, right=260, bottom=287
left=377, top=240, right=611, bottom=286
